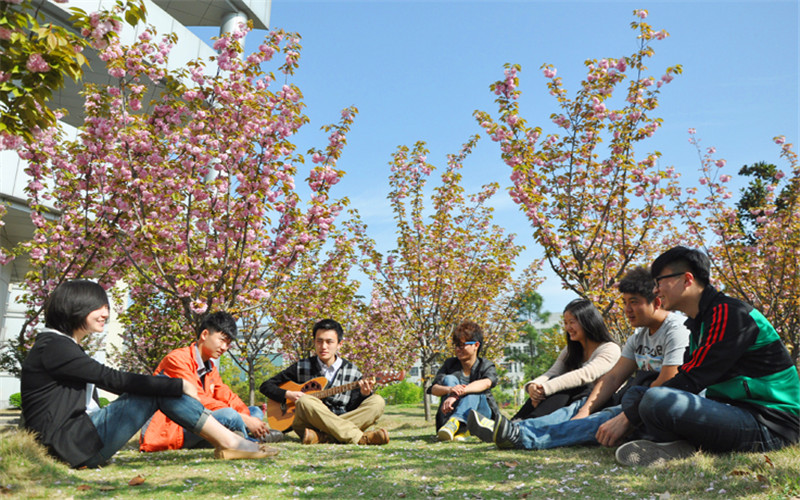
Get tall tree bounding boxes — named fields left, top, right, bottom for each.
left=0, top=24, right=354, bottom=375
left=474, top=9, right=682, bottom=339
left=678, top=134, right=800, bottom=364
left=357, top=137, right=540, bottom=420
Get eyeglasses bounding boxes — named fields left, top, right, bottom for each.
left=653, top=271, right=684, bottom=288
left=454, top=341, right=477, bottom=349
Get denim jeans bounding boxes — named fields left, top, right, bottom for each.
left=86, top=392, right=211, bottom=467
left=438, top=374, right=492, bottom=424
left=628, top=386, right=789, bottom=452
left=517, top=402, right=622, bottom=450
left=183, top=405, right=263, bottom=448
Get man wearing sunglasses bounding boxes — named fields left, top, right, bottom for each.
left=615, top=246, right=799, bottom=466
left=428, top=320, right=499, bottom=441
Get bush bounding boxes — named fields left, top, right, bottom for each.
left=491, top=386, right=516, bottom=408
left=377, top=380, right=423, bottom=405
left=9, top=393, right=21, bottom=409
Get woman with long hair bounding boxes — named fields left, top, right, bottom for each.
left=21, top=280, right=278, bottom=468
left=511, top=298, right=620, bottom=421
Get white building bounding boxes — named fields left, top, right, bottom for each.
left=0, top=0, right=272, bottom=408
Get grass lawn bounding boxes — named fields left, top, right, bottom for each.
left=1, top=404, right=798, bottom=499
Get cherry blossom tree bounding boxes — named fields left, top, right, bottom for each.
left=678, top=134, right=800, bottom=363
left=0, top=0, right=146, bottom=145
left=1, top=24, right=355, bottom=375
left=474, top=9, right=683, bottom=338
left=357, top=137, right=541, bottom=420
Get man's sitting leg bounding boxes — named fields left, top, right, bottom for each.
left=624, top=386, right=786, bottom=458
left=490, top=405, right=624, bottom=450
left=293, top=395, right=388, bottom=445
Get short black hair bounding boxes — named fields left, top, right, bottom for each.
left=313, top=318, right=344, bottom=342
left=197, top=311, right=237, bottom=340
left=452, top=320, right=484, bottom=354
left=618, top=266, right=657, bottom=302
left=44, top=280, right=110, bottom=336
left=651, top=246, right=711, bottom=287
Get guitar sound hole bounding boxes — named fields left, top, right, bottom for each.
left=304, top=382, right=322, bottom=392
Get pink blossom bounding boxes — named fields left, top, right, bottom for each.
left=26, top=53, right=51, bottom=73
left=543, top=67, right=557, bottom=78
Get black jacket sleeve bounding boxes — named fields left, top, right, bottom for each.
left=260, top=362, right=300, bottom=403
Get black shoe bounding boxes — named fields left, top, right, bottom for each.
left=260, top=429, right=285, bottom=444
left=466, top=409, right=495, bottom=443
left=493, top=415, right=521, bottom=449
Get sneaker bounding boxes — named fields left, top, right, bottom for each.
left=437, top=417, right=461, bottom=442
left=467, top=409, right=495, bottom=443
left=615, top=439, right=695, bottom=466
left=259, top=429, right=285, bottom=444
left=493, top=415, right=521, bottom=449
left=358, top=428, right=390, bottom=445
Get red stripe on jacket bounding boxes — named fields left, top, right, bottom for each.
left=684, top=303, right=728, bottom=372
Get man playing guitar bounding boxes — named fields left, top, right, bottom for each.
left=260, top=319, right=390, bottom=445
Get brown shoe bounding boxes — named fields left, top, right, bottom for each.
left=358, top=428, right=389, bottom=445
left=302, top=428, right=332, bottom=445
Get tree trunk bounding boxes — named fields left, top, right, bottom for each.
left=248, top=362, right=257, bottom=406
left=421, top=360, right=433, bottom=421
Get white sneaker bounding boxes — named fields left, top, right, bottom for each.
left=615, top=439, right=695, bottom=466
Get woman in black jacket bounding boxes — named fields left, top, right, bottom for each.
left=21, top=280, right=276, bottom=468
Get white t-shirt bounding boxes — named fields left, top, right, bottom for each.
left=621, top=311, right=690, bottom=372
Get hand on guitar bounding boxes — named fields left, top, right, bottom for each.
left=358, top=377, right=376, bottom=396
left=285, top=390, right=305, bottom=402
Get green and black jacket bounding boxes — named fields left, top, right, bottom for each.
left=626, top=285, right=799, bottom=444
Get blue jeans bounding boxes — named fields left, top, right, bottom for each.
left=438, top=375, right=492, bottom=424
left=183, top=405, right=263, bottom=448
left=629, top=386, right=789, bottom=452
left=86, top=392, right=211, bottom=467
left=517, top=402, right=622, bottom=450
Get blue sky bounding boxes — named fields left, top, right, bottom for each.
left=196, top=1, right=798, bottom=314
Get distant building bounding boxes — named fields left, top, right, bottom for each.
left=0, top=0, right=272, bottom=408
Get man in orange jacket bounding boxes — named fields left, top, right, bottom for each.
left=140, top=312, right=283, bottom=451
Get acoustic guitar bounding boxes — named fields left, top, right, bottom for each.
left=266, top=371, right=405, bottom=431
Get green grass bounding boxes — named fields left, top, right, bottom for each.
left=1, top=405, right=798, bottom=499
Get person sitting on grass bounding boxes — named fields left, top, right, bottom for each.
left=21, top=280, right=277, bottom=468
left=140, top=311, right=283, bottom=452
left=612, top=247, right=799, bottom=466
left=470, top=266, right=689, bottom=452
left=512, top=298, right=620, bottom=424
left=260, top=318, right=389, bottom=445
left=428, top=320, right=499, bottom=441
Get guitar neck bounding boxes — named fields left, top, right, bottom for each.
left=315, top=379, right=362, bottom=399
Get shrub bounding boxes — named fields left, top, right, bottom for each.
left=377, top=380, right=423, bottom=405
left=9, top=393, right=21, bottom=409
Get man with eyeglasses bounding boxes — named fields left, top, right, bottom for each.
left=614, top=246, right=799, bottom=466
left=260, top=318, right=389, bottom=445
left=428, top=320, right=499, bottom=441
left=140, top=312, right=284, bottom=452
left=471, top=266, right=689, bottom=452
